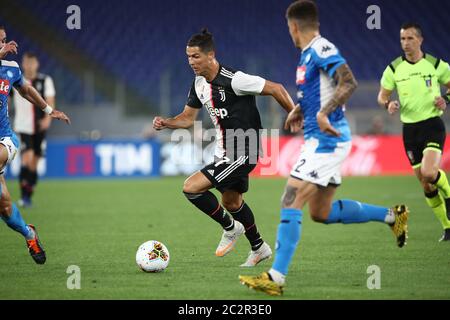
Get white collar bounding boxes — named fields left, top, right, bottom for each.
left=302, top=35, right=322, bottom=52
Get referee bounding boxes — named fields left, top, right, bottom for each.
left=378, top=22, right=450, bottom=241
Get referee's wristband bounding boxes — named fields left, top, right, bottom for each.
left=43, top=105, right=53, bottom=115
left=443, top=94, right=450, bottom=105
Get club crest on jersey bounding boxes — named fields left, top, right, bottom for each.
left=0, top=79, right=10, bottom=95
left=422, top=74, right=432, bottom=88
left=296, top=66, right=306, bottom=85
left=219, top=88, right=226, bottom=102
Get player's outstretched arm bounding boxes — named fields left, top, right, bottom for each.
left=0, top=41, right=18, bottom=59
left=260, top=80, right=296, bottom=114
left=17, top=84, right=70, bottom=124
left=153, top=105, right=199, bottom=130
left=317, top=64, right=358, bottom=136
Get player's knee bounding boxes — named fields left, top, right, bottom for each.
left=310, top=211, right=328, bottom=223
left=222, top=199, right=242, bottom=212
left=182, top=178, right=197, bottom=194
left=420, top=167, right=439, bottom=183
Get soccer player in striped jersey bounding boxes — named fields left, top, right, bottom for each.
left=153, top=29, right=298, bottom=267
left=0, top=26, right=70, bottom=264
left=239, top=0, right=408, bottom=296
left=12, top=52, right=57, bottom=208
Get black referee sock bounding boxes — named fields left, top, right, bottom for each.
left=183, top=191, right=234, bottom=231
left=229, top=202, right=263, bottom=251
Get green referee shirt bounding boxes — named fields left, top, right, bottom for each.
left=381, top=54, right=450, bottom=123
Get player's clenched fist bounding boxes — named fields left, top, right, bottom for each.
left=387, top=100, right=400, bottom=115
left=434, top=96, right=447, bottom=111
left=153, top=116, right=167, bottom=130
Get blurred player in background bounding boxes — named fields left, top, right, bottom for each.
left=0, top=26, right=70, bottom=264
left=239, top=0, right=409, bottom=296
left=153, top=29, right=299, bottom=267
left=11, top=52, right=56, bottom=207
left=378, top=23, right=450, bottom=241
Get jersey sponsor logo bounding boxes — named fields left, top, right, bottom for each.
left=296, top=66, right=306, bottom=85
left=0, top=79, right=10, bottom=95
left=207, top=105, right=228, bottom=119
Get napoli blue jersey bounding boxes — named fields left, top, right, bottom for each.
left=0, top=60, right=24, bottom=137
left=296, top=36, right=351, bottom=151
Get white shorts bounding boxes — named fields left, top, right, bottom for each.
left=290, top=138, right=352, bottom=187
left=0, top=136, right=19, bottom=174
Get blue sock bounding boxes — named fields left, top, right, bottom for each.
left=1, top=204, right=31, bottom=238
left=325, top=199, right=388, bottom=224
left=272, top=208, right=302, bottom=275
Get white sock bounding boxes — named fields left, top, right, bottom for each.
left=384, top=209, right=395, bottom=225
left=268, top=268, right=286, bottom=285
left=25, top=226, right=35, bottom=240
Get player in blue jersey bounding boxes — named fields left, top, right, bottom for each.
left=0, top=26, right=70, bottom=264
left=239, top=0, right=409, bottom=296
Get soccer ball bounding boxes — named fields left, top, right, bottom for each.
left=136, top=240, right=170, bottom=272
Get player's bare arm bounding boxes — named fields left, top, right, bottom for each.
left=39, top=96, right=55, bottom=131
left=317, top=64, right=357, bottom=136
left=261, top=80, right=302, bottom=133
left=434, top=81, right=450, bottom=111
left=17, top=84, right=70, bottom=124
left=284, top=104, right=303, bottom=133
left=153, top=105, right=200, bottom=130
left=378, top=86, right=400, bottom=115
left=260, top=80, right=296, bottom=113
left=320, top=64, right=358, bottom=115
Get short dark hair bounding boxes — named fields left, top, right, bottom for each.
left=401, top=22, right=423, bottom=37
left=187, top=28, right=215, bottom=53
left=0, top=26, right=5, bottom=31
left=286, top=0, right=319, bottom=30
left=23, top=52, right=38, bottom=60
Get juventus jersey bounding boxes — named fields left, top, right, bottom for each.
left=12, top=73, right=55, bottom=135
left=186, top=65, right=265, bottom=161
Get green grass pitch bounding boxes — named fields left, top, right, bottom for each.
left=0, top=176, right=449, bottom=300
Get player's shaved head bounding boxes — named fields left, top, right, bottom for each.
left=400, top=22, right=423, bottom=38
left=187, top=28, right=215, bottom=53
left=286, top=0, right=319, bottom=31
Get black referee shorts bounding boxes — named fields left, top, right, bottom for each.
left=402, top=116, right=446, bottom=167
left=20, top=132, right=47, bottom=157
left=201, top=156, right=256, bottom=194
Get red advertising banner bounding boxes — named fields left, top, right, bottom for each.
left=252, top=135, right=450, bottom=177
